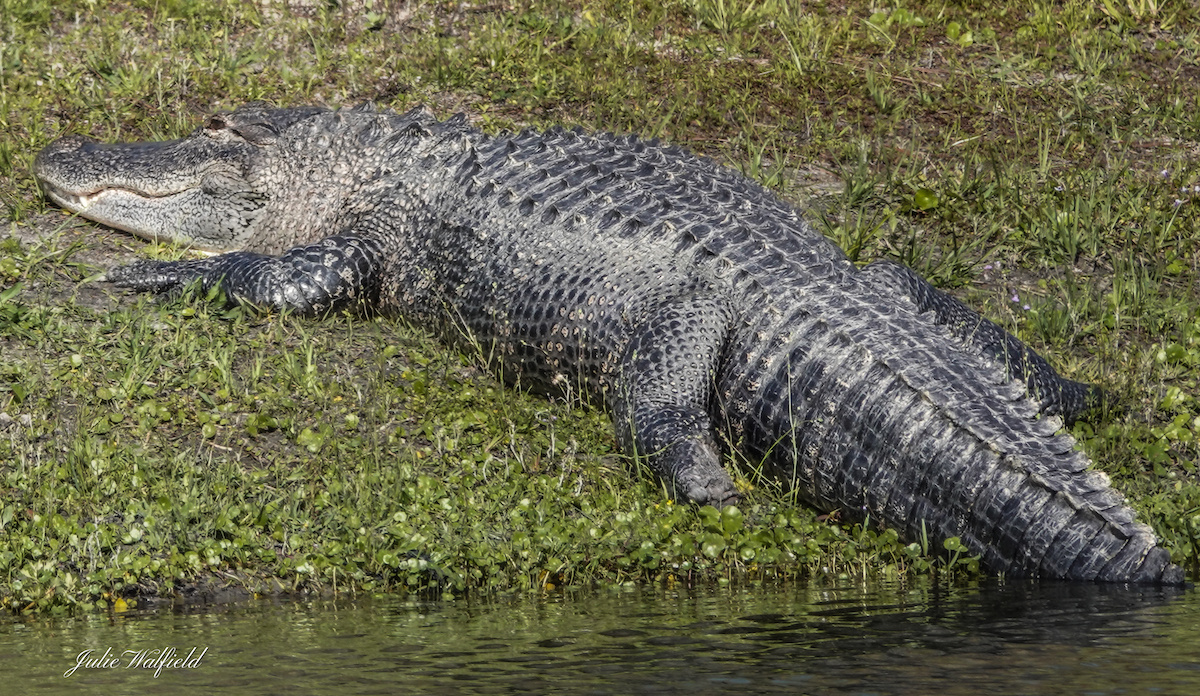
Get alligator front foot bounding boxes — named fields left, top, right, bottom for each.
left=105, top=258, right=223, bottom=296
left=103, top=233, right=383, bottom=316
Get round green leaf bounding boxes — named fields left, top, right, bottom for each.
left=913, top=188, right=939, bottom=210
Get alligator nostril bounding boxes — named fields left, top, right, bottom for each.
left=50, top=134, right=98, bottom=152
left=35, top=135, right=96, bottom=167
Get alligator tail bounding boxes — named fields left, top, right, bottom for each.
left=735, top=299, right=1184, bottom=584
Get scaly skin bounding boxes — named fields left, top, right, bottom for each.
left=34, top=104, right=1184, bottom=583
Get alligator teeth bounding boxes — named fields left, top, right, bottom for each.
left=52, top=188, right=111, bottom=210
left=75, top=191, right=110, bottom=208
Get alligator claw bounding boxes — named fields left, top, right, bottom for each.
left=106, top=260, right=190, bottom=293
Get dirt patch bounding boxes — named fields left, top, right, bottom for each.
left=7, top=213, right=166, bottom=313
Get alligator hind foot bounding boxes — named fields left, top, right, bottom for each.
left=660, top=434, right=740, bottom=508
left=861, top=259, right=1103, bottom=424
left=611, top=286, right=740, bottom=508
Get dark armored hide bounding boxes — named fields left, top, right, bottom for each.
left=34, top=104, right=1184, bottom=584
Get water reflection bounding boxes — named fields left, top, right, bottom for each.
left=2, top=579, right=1197, bottom=695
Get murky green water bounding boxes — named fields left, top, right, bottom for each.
left=2, top=579, right=1197, bottom=695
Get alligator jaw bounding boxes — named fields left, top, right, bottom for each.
left=42, top=182, right=164, bottom=212
left=39, top=180, right=198, bottom=244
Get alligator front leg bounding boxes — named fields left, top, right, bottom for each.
left=105, top=233, right=384, bottom=316
left=611, top=289, right=739, bottom=508
left=861, top=259, right=1101, bottom=424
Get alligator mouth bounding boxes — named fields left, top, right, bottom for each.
left=49, top=188, right=111, bottom=209
left=43, top=183, right=168, bottom=210
left=40, top=182, right=190, bottom=241
left=40, top=181, right=227, bottom=254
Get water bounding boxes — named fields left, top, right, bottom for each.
left=2, top=579, right=1197, bottom=695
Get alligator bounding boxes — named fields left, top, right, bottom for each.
left=34, top=103, right=1185, bottom=584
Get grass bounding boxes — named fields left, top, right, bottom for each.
left=1, top=0, right=1199, bottom=613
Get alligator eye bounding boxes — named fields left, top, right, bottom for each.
left=204, top=115, right=228, bottom=132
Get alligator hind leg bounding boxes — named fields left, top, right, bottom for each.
left=612, top=288, right=739, bottom=508
left=105, top=233, right=384, bottom=316
left=861, top=259, right=1101, bottom=424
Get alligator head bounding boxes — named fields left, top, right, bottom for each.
left=34, top=103, right=444, bottom=254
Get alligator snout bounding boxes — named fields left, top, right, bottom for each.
left=35, top=133, right=196, bottom=205
left=34, top=135, right=97, bottom=180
